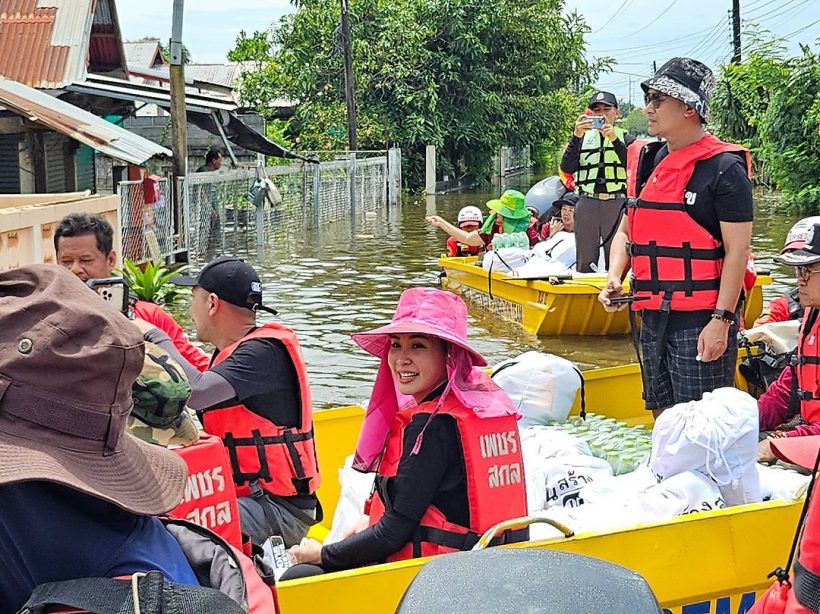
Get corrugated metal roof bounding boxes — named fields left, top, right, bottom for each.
left=124, top=40, right=163, bottom=69
left=184, top=63, right=252, bottom=89
left=0, top=76, right=171, bottom=164
left=0, top=0, right=124, bottom=88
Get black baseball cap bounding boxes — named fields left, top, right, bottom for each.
left=587, top=91, right=618, bottom=109
left=170, top=256, right=278, bottom=315
left=554, top=192, right=579, bottom=208
left=776, top=222, right=820, bottom=267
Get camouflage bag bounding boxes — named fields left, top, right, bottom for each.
left=129, top=342, right=198, bottom=447
left=132, top=341, right=191, bottom=427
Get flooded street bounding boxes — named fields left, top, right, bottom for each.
left=168, top=174, right=804, bottom=408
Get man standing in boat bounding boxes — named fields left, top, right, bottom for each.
left=133, top=256, right=321, bottom=547
left=561, top=91, right=634, bottom=273
left=598, top=58, right=753, bottom=417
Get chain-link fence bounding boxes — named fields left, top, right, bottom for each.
left=118, top=178, right=176, bottom=264
left=180, top=151, right=396, bottom=264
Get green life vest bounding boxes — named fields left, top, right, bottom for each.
left=575, top=127, right=628, bottom=196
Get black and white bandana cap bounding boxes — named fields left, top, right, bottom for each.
left=641, top=57, right=715, bottom=122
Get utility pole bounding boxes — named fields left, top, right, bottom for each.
left=339, top=0, right=358, bottom=150
left=731, top=0, right=741, bottom=64
left=169, top=0, right=188, bottom=246
left=628, top=75, right=632, bottom=106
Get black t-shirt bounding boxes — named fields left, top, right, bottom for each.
left=636, top=142, right=754, bottom=330
left=321, top=409, right=469, bottom=572
left=208, top=337, right=302, bottom=429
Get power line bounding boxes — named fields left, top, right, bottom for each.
left=625, top=0, right=682, bottom=38
left=597, top=0, right=635, bottom=31
left=589, top=21, right=722, bottom=54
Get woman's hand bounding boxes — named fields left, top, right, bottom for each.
left=289, top=538, right=323, bottom=565
left=548, top=218, right=564, bottom=238
left=341, top=515, right=370, bottom=540
left=757, top=438, right=777, bottom=463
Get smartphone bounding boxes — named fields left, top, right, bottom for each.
left=551, top=216, right=562, bottom=223
left=590, top=115, right=605, bottom=129
left=86, top=277, right=129, bottom=315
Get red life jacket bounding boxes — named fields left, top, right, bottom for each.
left=796, top=309, right=820, bottom=425
left=203, top=324, right=320, bottom=498
left=749, top=461, right=820, bottom=614
left=625, top=138, right=651, bottom=198
left=627, top=134, right=751, bottom=312
left=169, top=433, right=243, bottom=551
left=446, top=236, right=482, bottom=257
left=368, top=395, right=528, bottom=562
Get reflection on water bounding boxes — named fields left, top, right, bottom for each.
left=167, top=176, right=801, bottom=408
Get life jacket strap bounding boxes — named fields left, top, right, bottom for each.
left=223, top=428, right=315, bottom=492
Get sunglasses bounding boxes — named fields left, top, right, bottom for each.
left=796, top=265, right=820, bottom=282
left=644, top=92, right=670, bottom=109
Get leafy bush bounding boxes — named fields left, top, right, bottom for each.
left=120, top=259, right=190, bottom=306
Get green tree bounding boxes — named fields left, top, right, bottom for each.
left=229, top=0, right=605, bottom=188
left=621, top=107, right=648, bottom=136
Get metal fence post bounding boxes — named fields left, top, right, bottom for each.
left=348, top=152, right=357, bottom=218
left=312, top=163, right=321, bottom=227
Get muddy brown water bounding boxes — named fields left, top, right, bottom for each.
left=167, top=175, right=801, bottom=408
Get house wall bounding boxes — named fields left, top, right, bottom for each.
left=0, top=193, right=121, bottom=271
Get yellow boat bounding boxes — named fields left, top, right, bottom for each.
left=278, top=364, right=800, bottom=613
left=439, top=256, right=771, bottom=336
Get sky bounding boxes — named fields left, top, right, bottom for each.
left=118, top=0, right=820, bottom=105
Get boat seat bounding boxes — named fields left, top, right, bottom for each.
left=395, top=548, right=663, bottom=614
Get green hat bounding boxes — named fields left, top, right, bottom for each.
left=486, top=190, right=529, bottom=220
left=131, top=342, right=192, bottom=429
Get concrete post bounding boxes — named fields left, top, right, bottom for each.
left=425, top=145, right=436, bottom=195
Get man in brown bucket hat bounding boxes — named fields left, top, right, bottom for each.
left=0, top=265, right=201, bottom=612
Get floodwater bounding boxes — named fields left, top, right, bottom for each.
left=167, top=174, right=803, bottom=408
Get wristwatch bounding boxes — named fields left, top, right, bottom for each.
left=711, top=309, right=737, bottom=324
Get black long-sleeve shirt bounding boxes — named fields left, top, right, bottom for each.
left=560, top=131, right=634, bottom=194
left=320, top=410, right=468, bottom=572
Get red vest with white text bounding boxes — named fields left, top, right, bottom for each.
left=627, top=133, right=751, bottom=312
left=368, top=395, right=528, bottom=562
left=203, top=324, right=320, bottom=498
left=796, top=309, right=820, bottom=424
left=625, top=138, right=651, bottom=198
left=169, top=433, right=243, bottom=550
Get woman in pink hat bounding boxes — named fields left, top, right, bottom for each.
left=288, top=288, right=528, bottom=573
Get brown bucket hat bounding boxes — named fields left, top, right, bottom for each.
left=0, top=265, right=187, bottom=515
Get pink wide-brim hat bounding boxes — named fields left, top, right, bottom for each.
left=352, top=287, right=486, bottom=367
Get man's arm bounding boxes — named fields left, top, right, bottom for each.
left=560, top=137, right=583, bottom=174
left=599, top=215, right=631, bottom=311
left=697, top=221, right=752, bottom=362
left=132, top=301, right=210, bottom=372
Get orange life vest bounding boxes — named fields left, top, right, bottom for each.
left=202, top=324, right=320, bottom=498
left=368, top=395, right=528, bottom=562
left=446, top=236, right=482, bottom=257
left=627, top=134, right=751, bottom=312
left=796, top=309, right=820, bottom=424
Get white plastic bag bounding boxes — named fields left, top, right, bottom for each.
left=541, top=454, right=612, bottom=510
left=481, top=247, right=531, bottom=274
left=492, top=352, right=582, bottom=426
left=757, top=463, right=811, bottom=501
left=510, top=257, right=571, bottom=280
left=324, top=455, right=376, bottom=545
left=520, top=427, right=592, bottom=513
left=638, top=471, right=725, bottom=517
left=649, top=387, right=761, bottom=506
left=532, top=232, right=577, bottom=269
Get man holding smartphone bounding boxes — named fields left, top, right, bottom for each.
left=598, top=58, right=753, bottom=418
left=561, top=91, right=635, bottom=273
left=54, top=212, right=210, bottom=372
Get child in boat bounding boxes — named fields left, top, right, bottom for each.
left=445, top=206, right=484, bottom=256
left=287, top=288, right=528, bottom=573
left=427, top=190, right=539, bottom=250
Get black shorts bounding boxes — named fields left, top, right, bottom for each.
left=638, top=310, right=738, bottom=411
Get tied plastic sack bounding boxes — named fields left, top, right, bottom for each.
left=542, top=455, right=612, bottom=510
left=509, top=257, right=571, bottom=280
left=638, top=471, right=725, bottom=517
left=324, top=455, right=376, bottom=545
left=649, top=387, right=761, bottom=506
left=481, top=247, right=531, bottom=274
left=532, top=232, right=577, bottom=269
left=520, top=427, right=600, bottom=513
left=492, top=352, right=582, bottom=426
left=757, top=463, right=810, bottom=501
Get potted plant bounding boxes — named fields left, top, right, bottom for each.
left=119, top=258, right=190, bottom=306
